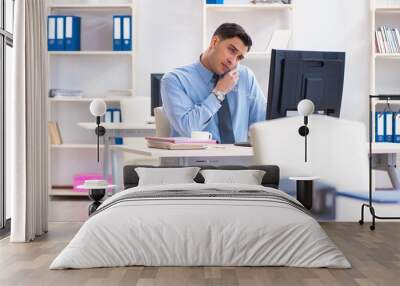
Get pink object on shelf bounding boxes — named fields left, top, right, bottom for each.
left=73, top=173, right=113, bottom=192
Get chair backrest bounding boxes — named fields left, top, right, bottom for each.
left=250, top=115, right=369, bottom=192
left=120, top=96, right=150, bottom=123
left=154, top=106, right=171, bottom=137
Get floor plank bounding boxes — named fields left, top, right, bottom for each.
left=1, top=222, right=399, bottom=286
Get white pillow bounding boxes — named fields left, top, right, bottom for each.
left=200, top=169, right=266, bottom=185
left=135, top=167, right=201, bottom=186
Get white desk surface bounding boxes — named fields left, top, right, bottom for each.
left=289, top=176, right=319, bottom=181
left=111, top=143, right=254, bottom=158
left=78, top=122, right=156, bottom=130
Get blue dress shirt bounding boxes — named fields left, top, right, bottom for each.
left=160, top=59, right=266, bottom=143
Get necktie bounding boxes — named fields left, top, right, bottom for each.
left=213, top=74, right=235, bottom=144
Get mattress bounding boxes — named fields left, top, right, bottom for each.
left=50, top=183, right=350, bottom=269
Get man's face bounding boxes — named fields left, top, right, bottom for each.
left=209, top=36, right=248, bottom=75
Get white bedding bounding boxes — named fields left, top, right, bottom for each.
left=50, top=183, right=350, bottom=269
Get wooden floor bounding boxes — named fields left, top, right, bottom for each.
left=0, top=222, right=399, bottom=286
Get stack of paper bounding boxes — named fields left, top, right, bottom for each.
left=145, top=136, right=217, bottom=150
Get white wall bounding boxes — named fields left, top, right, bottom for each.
left=135, top=0, right=370, bottom=125
left=291, top=0, right=370, bottom=124
left=135, top=0, right=203, bottom=98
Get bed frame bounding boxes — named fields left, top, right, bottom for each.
left=123, top=165, right=280, bottom=189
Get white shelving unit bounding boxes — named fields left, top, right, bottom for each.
left=202, top=0, right=293, bottom=96
left=48, top=0, right=136, bottom=196
left=370, top=0, right=400, bottom=191
left=370, top=0, right=400, bottom=151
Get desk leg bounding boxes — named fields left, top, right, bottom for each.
left=111, top=148, right=123, bottom=192
left=103, top=136, right=111, bottom=182
left=296, top=180, right=313, bottom=210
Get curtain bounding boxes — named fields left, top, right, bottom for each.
left=10, top=0, right=48, bottom=242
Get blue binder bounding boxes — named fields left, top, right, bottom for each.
left=394, top=112, right=400, bottom=143
left=105, top=108, right=113, bottom=123
left=65, top=16, right=81, bottom=51
left=55, top=16, right=65, bottom=51
left=375, top=112, right=385, bottom=142
left=206, top=0, right=224, bottom=4
left=47, top=16, right=57, bottom=51
left=113, top=16, right=122, bottom=51
left=122, top=16, right=132, bottom=51
left=384, top=112, right=394, bottom=142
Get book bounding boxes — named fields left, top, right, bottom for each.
left=48, top=121, right=63, bottom=145
left=147, top=140, right=207, bottom=150
left=145, top=136, right=217, bottom=144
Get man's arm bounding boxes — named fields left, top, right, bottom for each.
left=247, top=70, right=267, bottom=126
left=161, top=73, right=221, bottom=137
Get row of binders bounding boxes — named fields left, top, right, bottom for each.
left=113, top=16, right=132, bottom=51
left=375, top=26, right=400, bottom=54
left=48, top=16, right=81, bottom=51
left=47, top=15, right=132, bottom=51
left=375, top=111, right=400, bottom=143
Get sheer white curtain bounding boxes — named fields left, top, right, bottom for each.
left=9, top=0, right=48, bottom=242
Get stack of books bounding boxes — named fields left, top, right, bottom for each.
left=145, top=136, right=217, bottom=150
left=49, top=88, right=83, bottom=98
left=375, top=26, right=400, bottom=54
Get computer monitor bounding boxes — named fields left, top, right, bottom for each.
left=150, top=73, right=164, bottom=116
left=266, top=49, right=345, bottom=120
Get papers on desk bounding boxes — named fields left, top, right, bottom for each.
left=147, top=141, right=207, bottom=150
left=145, top=136, right=216, bottom=150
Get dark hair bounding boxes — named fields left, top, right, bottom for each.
left=213, top=23, right=252, bottom=51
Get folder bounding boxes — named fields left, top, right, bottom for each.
left=394, top=112, right=400, bottom=143
left=105, top=109, right=113, bottom=123
left=113, top=16, right=122, bottom=51
left=48, top=16, right=57, bottom=51
left=55, top=16, right=65, bottom=51
left=122, top=16, right=132, bottom=51
left=385, top=112, right=393, bottom=142
left=375, top=112, right=385, bottom=142
left=65, top=16, right=81, bottom=51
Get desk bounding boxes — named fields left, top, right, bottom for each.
left=111, top=144, right=254, bottom=167
left=78, top=122, right=156, bottom=186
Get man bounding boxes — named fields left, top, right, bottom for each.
left=161, top=23, right=266, bottom=143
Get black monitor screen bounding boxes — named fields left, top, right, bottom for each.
left=267, top=49, right=345, bottom=120
left=151, top=73, right=164, bottom=116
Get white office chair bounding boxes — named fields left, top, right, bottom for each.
left=249, top=115, right=369, bottom=192
left=154, top=106, right=171, bottom=137
left=120, top=97, right=159, bottom=166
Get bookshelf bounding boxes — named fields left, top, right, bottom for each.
left=202, top=0, right=293, bottom=96
left=47, top=0, right=136, bottom=195
left=370, top=0, right=400, bottom=150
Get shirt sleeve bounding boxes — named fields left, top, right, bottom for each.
left=161, top=73, right=221, bottom=137
left=247, top=69, right=267, bottom=127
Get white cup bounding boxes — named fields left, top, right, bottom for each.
left=191, top=131, right=212, bottom=140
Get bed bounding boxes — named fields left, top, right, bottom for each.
left=50, top=165, right=350, bottom=269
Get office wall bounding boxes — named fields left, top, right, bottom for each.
left=135, top=0, right=203, bottom=99
left=136, top=0, right=370, bottom=125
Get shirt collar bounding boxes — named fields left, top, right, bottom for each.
left=195, top=55, right=215, bottom=85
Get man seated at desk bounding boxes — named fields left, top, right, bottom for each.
left=161, top=23, right=266, bottom=144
